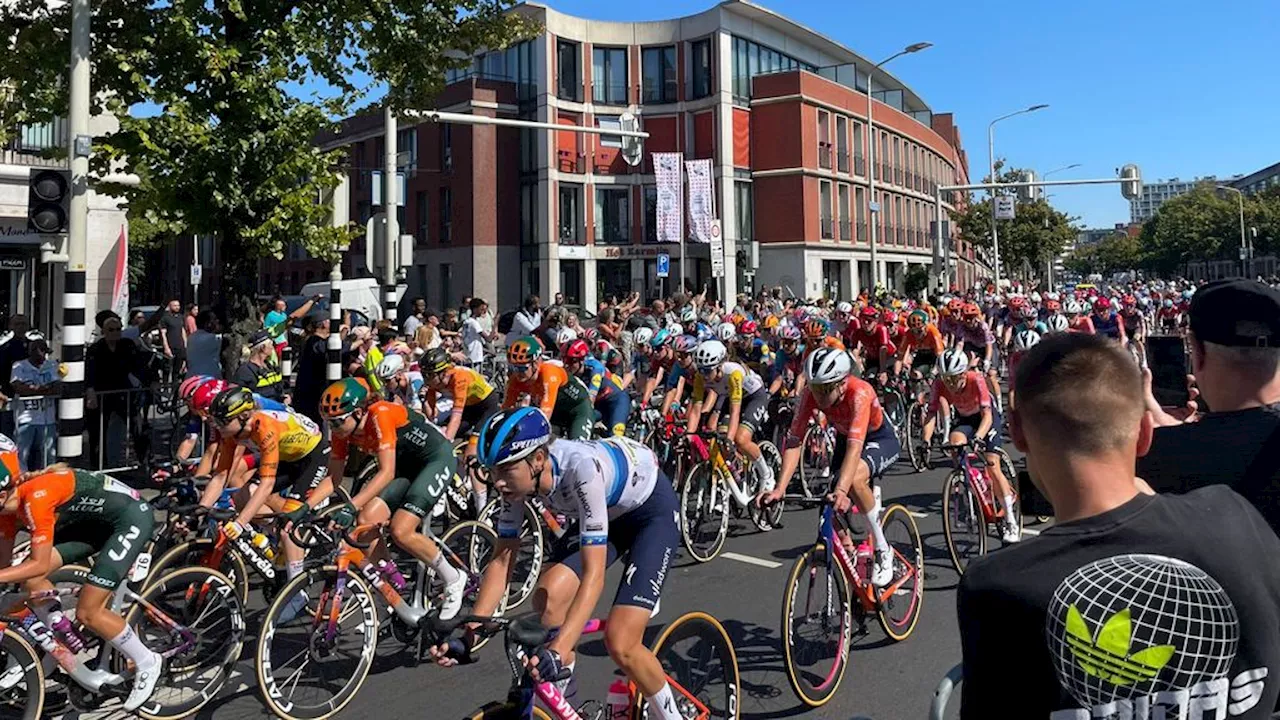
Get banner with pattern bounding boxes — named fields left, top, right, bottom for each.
left=685, top=159, right=715, bottom=243
left=653, top=152, right=683, bottom=244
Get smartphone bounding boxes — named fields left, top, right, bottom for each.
left=1018, top=470, right=1054, bottom=518
left=1146, top=336, right=1190, bottom=408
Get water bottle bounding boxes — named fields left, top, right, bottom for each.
left=377, top=559, right=407, bottom=592
left=251, top=532, right=275, bottom=561
left=855, top=542, right=873, bottom=581
left=48, top=612, right=85, bottom=654
left=606, top=677, right=630, bottom=720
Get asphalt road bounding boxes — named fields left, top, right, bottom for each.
left=54, top=449, right=1034, bottom=720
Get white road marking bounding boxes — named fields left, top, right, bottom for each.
left=720, top=552, right=783, bottom=569
left=909, top=511, right=929, bottom=519
left=1021, top=527, right=1041, bottom=536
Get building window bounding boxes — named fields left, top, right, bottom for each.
left=838, top=183, right=851, bottom=241
left=439, top=187, right=452, bottom=244
left=894, top=195, right=904, bottom=244
left=593, top=47, right=628, bottom=105
left=817, top=111, right=832, bottom=170
left=852, top=121, right=865, bottom=175
left=398, top=128, right=417, bottom=169
left=644, top=186, right=658, bottom=242
left=642, top=46, right=678, bottom=103
left=415, top=190, right=428, bottom=244
left=520, top=183, right=536, bottom=245
left=559, top=183, right=583, bottom=244
left=820, top=180, right=833, bottom=239
left=855, top=186, right=867, bottom=242
left=836, top=116, right=849, bottom=174
left=892, top=136, right=902, bottom=186
left=595, top=187, right=630, bottom=244
left=691, top=38, right=713, bottom=99
left=735, top=181, right=753, bottom=242
left=557, top=40, right=581, bottom=102
left=731, top=36, right=815, bottom=99
left=597, top=116, right=622, bottom=148
left=441, top=124, right=453, bottom=172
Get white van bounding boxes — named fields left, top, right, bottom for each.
left=300, top=278, right=405, bottom=324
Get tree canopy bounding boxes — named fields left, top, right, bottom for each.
left=1063, top=231, right=1141, bottom=277
left=1138, top=184, right=1279, bottom=275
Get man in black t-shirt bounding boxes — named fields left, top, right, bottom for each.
left=958, top=333, right=1280, bottom=720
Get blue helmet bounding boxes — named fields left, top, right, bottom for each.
left=650, top=328, right=673, bottom=349
left=476, top=407, right=552, bottom=467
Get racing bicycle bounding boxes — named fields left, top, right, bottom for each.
left=679, top=431, right=783, bottom=563
left=940, top=442, right=1021, bottom=575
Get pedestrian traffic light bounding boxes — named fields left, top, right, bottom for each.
left=27, top=168, right=71, bottom=234
left=1119, top=164, right=1142, bottom=200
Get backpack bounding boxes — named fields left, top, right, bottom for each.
left=497, top=309, right=517, bottom=335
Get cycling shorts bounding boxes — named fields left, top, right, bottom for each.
left=548, top=473, right=678, bottom=611
left=271, top=442, right=331, bottom=499
left=594, top=390, right=631, bottom=437
left=911, top=351, right=938, bottom=372
left=954, top=410, right=1003, bottom=452
left=54, top=494, right=156, bottom=591
left=830, top=421, right=901, bottom=484
left=714, top=389, right=769, bottom=435
left=376, top=453, right=457, bottom=519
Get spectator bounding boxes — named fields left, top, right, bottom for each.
left=508, top=295, right=542, bottom=345
left=441, top=308, right=461, bottom=334
left=1139, top=279, right=1280, bottom=532
left=552, top=292, right=565, bottom=308
left=121, top=308, right=147, bottom=346
left=184, top=303, right=199, bottom=336
left=157, top=299, right=188, bottom=378
left=414, top=309, right=444, bottom=351
left=233, top=330, right=284, bottom=401
left=0, top=314, right=30, bottom=436
left=958, top=332, right=1280, bottom=719
left=185, top=309, right=223, bottom=379
left=86, top=316, right=148, bottom=469
left=459, top=295, right=473, bottom=321
left=461, top=298, right=497, bottom=365
left=343, top=325, right=373, bottom=377
left=402, top=297, right=427, bottom=338
left=292, top=314, right=331, bottom=424
left=10, top=336, right=59, bottom=470
left=263, top=294, right=319, bottom=360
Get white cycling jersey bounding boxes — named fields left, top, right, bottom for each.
left=496, top=436, right=660, bottom=546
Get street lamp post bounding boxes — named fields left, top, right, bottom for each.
left=866, top=42, right=931, bottom=295
left=1217, top=185, right=1249, bottom=277
left=987, top=104, right=1049, bottom=290
left=1039, top=164, right=1079, bottom=287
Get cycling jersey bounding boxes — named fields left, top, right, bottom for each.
left=216, top=407, right=325, bottom=495
left=692, top=361, right=765, bottom=404
left=333, top=401, right=455, bottom=518
left=1121, top=311, right=1143, bottom=336
left=939, top=316, right=965, bottom=341
left=899, top=325, right=945, bottom=357
left=504, top=362, right=570, bottom=416
left=579, top=356, right=625, bottom=402
left=1011, top=320, right=1048, bottom=336
left=1092, top=312, right=1125, bottom=341
left=495, top=436, right=660, bottom=546
left=956, top=321, right=994, bottom=348
left=927, top=371, right=991, bottom=417
left=429, top=366, right=494, bottom=410
left=1069, top=316, right=1096, bottom=334
left=849, top=325, right=896, bottom=359
left=771, top=348, right=804, bottom=383
left=0, top=468, right=153, bottom=590
left=788, top=375, right=886, bottom=446
left=738, top=339, right=774, bottom=375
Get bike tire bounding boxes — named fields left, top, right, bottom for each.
left=0, top=627, right=44, bottom=720
left=906, top=403, right=929, bottom=473
left=797, top=425, right=832, bottom=500
left=478, top=500, right=543, bottom=610
left=147, top=537, right=252, bottom=607
left=464, top=701, right=553, bottom=719
left=127, top=567, right=246, bottom=720
left=748, top=441, right=784, bottom=530
left=438, top=520, right=507, bottom=633
left=679, top=463, right=729, bottom=563
left=780, top=543, right=852, bottom=708
left=255, top=566, right=379, bottom=720
left=875, top=504, right=925, bottom=641
left=941, top=471, right=986, bottom=575
left=646, top=611, right=740, bottom=720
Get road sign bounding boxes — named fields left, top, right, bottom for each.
left=869, top=201, right=881, bottom=214
left=656, top=253, right=670, bottom=278
left=190, top=263, right=203, bottom=285
left=994, top=196, right=1016, bottom=220
left=709, top=220, right=725, bottom=278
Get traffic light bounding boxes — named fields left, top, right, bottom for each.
left=27, top=168, right=71, bottom=234
left=1119, top=164, right=1142, bottom=200
left=1017, top=170, right=1038, bottom=202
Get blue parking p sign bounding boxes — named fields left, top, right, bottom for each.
left=656, top=253, right=670, bottom=278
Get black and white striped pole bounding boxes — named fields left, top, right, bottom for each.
left=327, top=175, right=349, bottom=382
left=381, top=104, right=398, bottom=328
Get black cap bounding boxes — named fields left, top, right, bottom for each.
left=1189, top=279, right=1280, bottom=348
left=248, top=329, right=273, bottom=347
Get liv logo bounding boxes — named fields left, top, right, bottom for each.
left=1064, top=606, right=1175, bottom=686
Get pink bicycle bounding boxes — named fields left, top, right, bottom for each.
left=436, top=611, right=740, bottom=720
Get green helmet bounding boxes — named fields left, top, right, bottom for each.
left=319, top=377, right=370, bottom=419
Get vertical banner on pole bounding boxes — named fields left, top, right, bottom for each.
left=653, top=153, right=683, bottom=244
left=111, top=225, right=129, bottom=318
left=685, top=159, right=715, bottom=243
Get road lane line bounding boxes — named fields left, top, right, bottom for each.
left=909, top=511, right=929, bottom=518
left=1021, top=527, right=1041, bottom=536
left=721, top=552, right=783, bottom=569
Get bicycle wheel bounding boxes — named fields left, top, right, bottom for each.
left=797, top=425, right=832, bottom=500
left=147, top=537, right=252, bottom=607
left=882, top=388, right=907, bottom=442
left=127, top=567, right=245, bottom=720
left=255, top=566, right=379, bottom=720
left=439, top=520, right=505, bottom=624
left=875, top=504, right=925, bottom=641
left=747, top=441, right=784, bottom=530
left=0, top=628, right=44, bottom=720
left=679, top=463, right=729, bottom=563
left=646, top=612, right=740, bottom=720
left=906, top=403, right=929, bottom=473
left=780, top=543, right=851, bottom=708
left=478, top=500, right=543, bottom=610
left=941, top=471, right=986, bottom=574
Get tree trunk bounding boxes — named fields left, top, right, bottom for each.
left=215, top=233, right=263, bottom=375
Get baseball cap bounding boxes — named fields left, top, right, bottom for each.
left=248, top=329, right=273, bottom=347
left=1189, top=279, right=1280, bottom=347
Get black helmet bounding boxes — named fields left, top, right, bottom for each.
left=210, top=387, right=256, bottom=423
left=422, top=347, right=452, bottom=374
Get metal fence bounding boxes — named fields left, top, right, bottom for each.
left=86, top=384, right=185, bottom=474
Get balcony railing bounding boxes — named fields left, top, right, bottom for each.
left=820, top=217, right=833, bottom=239
left=854, top=155, right=866, bottom=176
left=837, top=151, right=849, bottom=174
left=818, top=142, right=832, bottom=170
left=839, top=220, right=851, bottom=241
left=6, top=118, right=67, bottom=154
left=558, top=150, right=584, bottom=174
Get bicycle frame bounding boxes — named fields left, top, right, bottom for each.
left=688, top=434, right=750, bottom=505
left=816, top=505, right=915, bottom=612
left=943, top=447, right=1003, bottom=524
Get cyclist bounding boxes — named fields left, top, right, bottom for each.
left=734, top=320, right=773, bottom=377
left=1157, top=297, right=1181, bottom=333
left=312, top=378, right=468, bottom=620
left=658, top=335, right=698, bottom=416
left=767, top=325, right=806, bottom=396
left=939, top=298, right=965, bottom=346
left=922, top=349, right=1018, bottom=543
left=504, top=336, right=594, bottom=442
left=560, top=339, right=629, bottom=438
left=848, top=306, right=895, bottom=381
left=757, top=348, right=900, bottom=586
left=1120, top=294, right=1147, bottom=354
left=375, top=352, right=424, bottom=410
left=1065, top=299, right=1095, bottom=334
left=0, top=463, right=161, bottom=711
left=833, top=301, right=859, bottom=346
left=1090, top=296, right=1127, bottom=344
left=685, top=340, right=774, bottom=492
left=436, top=407, right=682, bottom=720
left=1002, top=303, right=1047, bottom=349
left=420, top=347, right=499, bottom=511
left=956, top=302, right=1001, bottom=403
left=894, top=309, right=945, bottom=386
left=637, top=328, right=675, bottom=409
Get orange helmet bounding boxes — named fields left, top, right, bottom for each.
left=961, top=302, right=982, bottom=319
left=507, top=336, right=543, bottom=365
left=947, top=298, right=964, bottom=314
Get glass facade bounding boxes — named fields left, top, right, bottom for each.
left=557, top=40, right=581, bottom=101
left=595, top=187, right=630, bottom=244
left=690, top=38, right=713, bottom=99
left=593, top=47, right=628, bottom=105
left=731, top=36, right=815, bottom=99
left=445, top=41, right=536, bottom=100
left=642, top=46, right=678, bottom=103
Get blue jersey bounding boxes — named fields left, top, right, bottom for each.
left=739, top=338, right=774, bottom=375
left=666, top=362, right=691, bottom=390
left=578, top=356, right=625, bottom=401
left=1093, top=312, right=1123, bottom=340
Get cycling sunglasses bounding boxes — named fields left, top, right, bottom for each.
left=810, top=380, right=843, bottom=395
left=508, top=363, right=533, bottom=373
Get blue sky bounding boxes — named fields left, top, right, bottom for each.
left=534, top=0, right=1279, bottom=228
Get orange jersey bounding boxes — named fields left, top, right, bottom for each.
left=0, top=469, right=140, bottom=548
left=504, top=362, right=568, bottom=416
left=216, top=408, right=321, bottom=485
left=331, top=401, right=409, bottom=462
left=789, top=376, right=885, bottom=446
left=426, top=366, right=494, bottom=414
left=899, top=324, right=945, bottom=357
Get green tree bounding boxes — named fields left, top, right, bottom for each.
left=904, top=264, right=930, bottom=298
left=1138, top=184, right=1280, bottom=275
left=948, top=160, right=1079, bottom=282
left=1065, top=232, right=1140, bottom=277
left=0, top=0, right=531, bottom=308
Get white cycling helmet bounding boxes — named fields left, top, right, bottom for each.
left=1030, top=292, right=1042, bottom=303
left=938, top=348, right=969, bottom=376
left=836, top=301, right=854, bottom=314
left=375, top=353, right=406, bottom=380
left=1046, top=314, right=1069, bottom=333
left=804, top=348, right=853, bottom=385
left=555, top=327, right=578, bottom=346
left=692, top=340, right=727, bottom=370
left=680, top=305, right=697, bottom=323
left=1064, top=299, right=1083, bottom=316
left=1012, top=329, right=1042, bottom=352
left=668, top=322, right=684, bottom=337
left=716, top=322, right=737, bottom=343
left=633, top=327, right=654, bottom=347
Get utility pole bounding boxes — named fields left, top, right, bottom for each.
left=382, top=105, right=399, bottom=327
left=58, top=0, right=91, bottom=463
